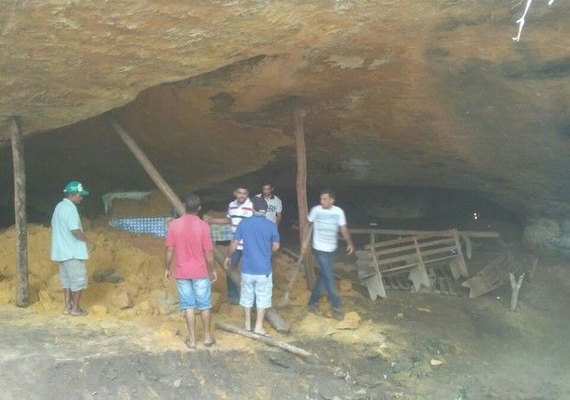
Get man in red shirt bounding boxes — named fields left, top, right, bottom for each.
left=165, top=194, right=217, bottom=349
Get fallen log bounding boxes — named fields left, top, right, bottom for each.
left=215, top=321, right=314, bottom=359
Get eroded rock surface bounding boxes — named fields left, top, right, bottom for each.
left=1, top=1, right=569, bottom=215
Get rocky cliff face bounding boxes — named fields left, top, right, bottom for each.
left=1, top=1, right=569, bottom=217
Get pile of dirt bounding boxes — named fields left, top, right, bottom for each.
left=108, top=191, right=173, bottom=217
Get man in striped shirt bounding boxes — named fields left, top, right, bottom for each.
left=205, top=184, right=253, bottom=304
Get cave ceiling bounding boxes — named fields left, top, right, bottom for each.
left=1, top=1, right=570, bottom=216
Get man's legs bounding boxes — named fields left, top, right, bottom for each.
left=309, top=250, right=340, bottom=310
left=63, top=289, right=72, bottom=314
left=183, top=308, right=196, bottom=348
left=193, top=278, right=215, bottom=346
left=200, top=309, right=214, bottom=345
left=62, top=259, right=88, bottom=316
left=254, top=308, right=267, bottom=335
left=226, top=250, right=242, bottom=304
left=71, top=290, right=84, bottom=313
left=244, top=307, right=252, bottom=331
left=240, top=273, right=255, bottom=331
left=253, top=273, right=272, bottom=336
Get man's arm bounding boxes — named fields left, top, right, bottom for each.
left=205, top=249, right=217, bottom=282
left=71, top=229, right=87, bottom=242
left=298, top=222, right=313, bottom=260
left=164, top=246, right=175, bottom=282
left=340, top=225, right=354, bottom=255
left=276, top=212, right=282, bottom=226
left=224, top=240, right=239, bottom=269
left=272, top=241, right=280, bottom=253
left=203, top=215, right=231, bottom=225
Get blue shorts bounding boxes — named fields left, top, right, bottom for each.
left=176, top=278, right=212, bottom=311
left=59, top=259, right=87, bottom=292
left=240, top=273, right=272, bottom=309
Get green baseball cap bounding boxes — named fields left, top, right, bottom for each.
left=63, top=181, right=90, bottom=196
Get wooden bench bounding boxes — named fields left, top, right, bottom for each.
left=357, top=229, right=469, bottom=300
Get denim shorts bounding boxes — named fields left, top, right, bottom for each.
left=176, top=278, right=212, bottom=311
left=240, top=273, right=272, bottom=309
left=59, top=259, right=88, bottom=292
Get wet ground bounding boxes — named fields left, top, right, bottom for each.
left=1, top=255, right=569, bottom=400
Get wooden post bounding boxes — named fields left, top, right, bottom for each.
left=108, top=115, right=184, bottom=216
left=108, top=115, right=291, bottom=333
left=10, top=116, right=29, bottom=307
left=293, top=102, right=315, bottom=290
left=509, top=272, right=525, bottom=311
left=215, top=321, right=314, bottom=359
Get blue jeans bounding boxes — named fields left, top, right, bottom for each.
left=308, top=249, right=340, bottom=309
left=227, top=250, right=242, bottom=302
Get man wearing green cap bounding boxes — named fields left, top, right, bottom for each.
left=50, top=181, right=90, bottom=316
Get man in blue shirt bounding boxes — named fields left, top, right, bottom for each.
left=225, top=197, right=280, bottom=336
left=51, top=181, right=90, bottom=316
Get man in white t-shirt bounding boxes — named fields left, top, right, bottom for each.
left=300, top=189, right=354, bottom=321
left=255, top=183, right=282, bottom=226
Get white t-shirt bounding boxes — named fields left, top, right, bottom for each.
left=307, top=205, right=347, bottom=252
left=255, top=194, right=282, bottom=224
left=227, top=198, right=253, bottom=250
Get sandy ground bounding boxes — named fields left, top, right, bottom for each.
left=1, top=223, right=569, bottom=399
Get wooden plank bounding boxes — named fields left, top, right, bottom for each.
left=462, top=253, right=517, bottom=298
left=452, top=229, right=470, bottom=278
left=412, top=237, right=432, bottom=290
left=351, top=228, right=500, bottom=239
left=215, top=322, right=314, bottom=359
left=364, top=236, right=415, bottom=250
left=369, top=233, right=386, bottom=299
left=10, top=116, right=29, bottom=307
left=419, top=245, right=458, bottom=257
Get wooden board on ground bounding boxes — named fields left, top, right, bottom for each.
left=462, top=252, right=519, bottom=298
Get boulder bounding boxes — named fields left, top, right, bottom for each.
left=337, top=311, right=361, bottom=330
left=93, top=268, right=123, bottom=283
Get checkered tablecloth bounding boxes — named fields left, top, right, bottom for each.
left=109, top=217, right=234, bottom=242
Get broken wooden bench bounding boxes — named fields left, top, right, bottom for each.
left=356, top=229, right=469, bottom=300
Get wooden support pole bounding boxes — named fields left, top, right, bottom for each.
left=108, top=115, right=291, bottom=333
left=215, top=321, right=314, bottom=359
left=293, top=102, right=315, bottom=290
left=509, top=272, right=525, bottom=311
left=10, top=116, right=29, bottom=307
left=108, top=115, right=184, bottom=216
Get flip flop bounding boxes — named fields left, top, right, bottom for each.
left=185, top=339, right=196, bottom=350
left=70, top=308, right=88, bottom=317
left=203, top=339, right=216, bottom=348
left=63, top=309, right=71, bottom=316
left=253, top=332, right=271, bottom=338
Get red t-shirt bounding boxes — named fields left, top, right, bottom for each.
left=165, top=214, right=213, bottom=279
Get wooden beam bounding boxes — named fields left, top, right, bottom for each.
left=10, top=116, right=29, bottom=307
left=293, top=101, right=315, bottom=290
left=215, top=321, right=314, bottom=359
left=350, top=228, right=500, bottom=239
left=108, top=115, right=184, bottom=216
